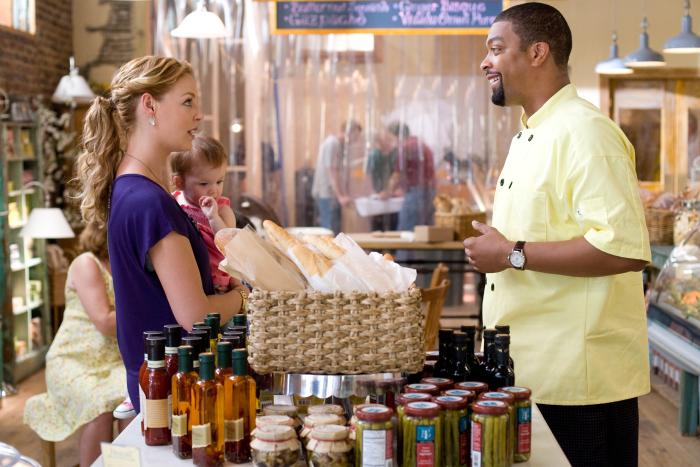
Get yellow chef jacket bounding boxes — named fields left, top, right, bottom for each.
left=484, top=84, right=652, bottom=405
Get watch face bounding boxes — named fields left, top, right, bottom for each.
left=510, top=250, right=526, bottom=268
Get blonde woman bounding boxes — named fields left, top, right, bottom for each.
left=76, top=56, right=247, bottom=415
left=24, top=222, right=127, bottom=467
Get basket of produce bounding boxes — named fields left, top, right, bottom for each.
left=216, top=221, right=424, bottom=375
left=645, top=208, right=674, bottom=245
left=433, top=195, right=486, bottom=240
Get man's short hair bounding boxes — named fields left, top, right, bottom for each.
left=341, top=120, right=362, bottom=134
left=495, top=2, right=572, bottom=71
left=387, top=121, right=411, bottom=138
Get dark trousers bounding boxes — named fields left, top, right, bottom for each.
left=538, top=398, right=638, bottom=467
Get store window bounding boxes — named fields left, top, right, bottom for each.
left=0, top=0, right=35, bottom=34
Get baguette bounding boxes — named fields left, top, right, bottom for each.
left=291, top=244, right=332, bottom=277
left=302, top=235, right=346, bottom=260
left=262, top=220, right=300, bottom=251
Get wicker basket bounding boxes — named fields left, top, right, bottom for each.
left=247, top=288, right=425, bottom=374
left=645, top=208, right=674, bottom=244
left=435, top=211, right=487, bottom=240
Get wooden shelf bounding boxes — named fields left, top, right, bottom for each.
left=10, top=257, right=42, bottom=272
left=6, top=157, right=37, bottom=162
left=7, top=188, right=35, bottom=197
left=12, top=299, right=44, bottom=315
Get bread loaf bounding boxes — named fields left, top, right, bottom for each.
left=291, top=244, right=332, bottom=277
left=302, top=235, right=346, bottom=260
left=263, top=220, right=300, bottom=251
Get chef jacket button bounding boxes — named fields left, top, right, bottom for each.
left=508, top=182, right=513, bottom=189
left=500, top=179, right=504, bottom=186
left=517, top=132, right=522, bottom=139
left=528, top=134, right=534, bottom=142
left=491, top=283, right=495, bottom=292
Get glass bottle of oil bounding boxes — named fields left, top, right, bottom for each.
left=223, top=349, right=257, bottom=463
left=172, top=345, right=198, bottom=459
left=191, top=352, right=224, bottom=466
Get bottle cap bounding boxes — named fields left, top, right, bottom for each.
left=404, top=401, right=440, bottom=418
left=495, top=324, right=510, bottom=334
left=443, top=389, right=475, bottom=402
left=233, top=314, right=247, bottom=327
left=478, top=391, right=515, bottom=405
left=460, top=325, right=476, bottom=336
left=453, top=332, right=468, bottom=344
left=204, top=316, right=220, bottom=337
left=472, top=400, right=508, bottom=415
left=146, top=336, right=165, bottom=362
left=438, top=329, right=454, bottom=342
left=435, top=395, right=468, bottom=410
left=142, top=331, right=163, bottom=354
left=483, top=329, right=497, bottom=340
left=164, top=324, right=182, bottom=349
left=198, top=352, right=215, bottom=380
left=495, top=334, right=510, bottom=345
left=397, top=392, right=432, bottom=406
left=216, top=341, right=232, bottom=369
left=356, top=405, right=393, bottom=422
left=192, top=325, right=212, bottom=341
left=498, top=386, right=531, bottom=400
left=181, top=336, right=202, bottom=355
left=177, top=345, right=193, bottom=372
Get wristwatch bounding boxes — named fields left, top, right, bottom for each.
left=507, top=241, right=527, bottom=270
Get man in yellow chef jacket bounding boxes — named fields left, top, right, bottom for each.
left=463, top=3, right=651, bottom=466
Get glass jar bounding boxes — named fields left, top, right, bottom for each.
left=263, top=405, right=302, bottom=434
left=470, top=400, right=508, bottom=467
left=308, top=404, right=346, bottom=418
left=498, top=386, right=532, bottom=462
left=250, top=425, right=302, bottom=467
left=405, top=383, right=440, bottom=397
left=300, top=414, right=346, bottom=446
left=421, top=377, right=454, bottom=393
left=675, top=200, right=700, bottom=245
left=442, top=389, right=475, bottom=402
left=402, top=401, right=442, bottom=467
left=455, top=381, right=488, bottom=399
left=254, top=415, right=297, bottom=433
left=355, top=405, right=396, bottom=467
left=307, top=424, right=353, bottom=467
left=477, top=392, right=515, bottom=466
left=435, top=396, right=470, bottom=467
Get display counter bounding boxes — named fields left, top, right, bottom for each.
left=92, top=402, right=569, bottom=466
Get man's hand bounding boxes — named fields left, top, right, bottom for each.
left=199, top=196, right=219, bottom=220
left=463, top=221, right=514, bottom=273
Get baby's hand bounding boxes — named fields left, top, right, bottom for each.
left=199, top=196, right=219, bottom=219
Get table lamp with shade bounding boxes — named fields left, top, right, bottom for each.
left=19, top=181, right=75, bottom=240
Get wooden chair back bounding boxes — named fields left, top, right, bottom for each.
left=430, top=262, right=449, bottom=288
left=421, top=279, right=450, bottom=352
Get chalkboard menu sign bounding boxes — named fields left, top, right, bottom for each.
left=271, top=0, right=506, bottom=35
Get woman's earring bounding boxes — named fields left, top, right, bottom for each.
left=149, top=116, right=156, bottom=126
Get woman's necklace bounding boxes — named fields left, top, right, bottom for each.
left=125, top=153, right=166, bottom=189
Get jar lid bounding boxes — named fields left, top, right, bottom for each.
left=471, top=400, right=508, bottom=415
left=443, top=389, right=475, bottom=402
left=264, top=405, right=299, bottom=418
left=425, top=350, right=440, bottom=361
left=478, top=391, right=515, bottom=405
left=303, top=414, right=345, bottom=429
left=435, top=395, right=468, bottom=410
left=255, top=415, right=296, bottom=429
left=398, top=392, right=432, bottom=406
left=404, top=401, right=440, bottom=418
left=498, top=386, right=531, bottom=400
left=308, top=404, right=345, bottom=417
left=420, top=377, right=454, bottom=389
left=309, top=424, right=349, bottom=441
left=405, top=383, right=439, bottom=395
left=455, top=381, right=488, bottom=394
left=377, top=378, right=404, bottom=390
left=252, top=425, right=296, bottom=442
left=356, top=405, right=394, bottom=422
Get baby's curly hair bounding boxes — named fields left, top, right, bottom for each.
left=170, top=135, right=228, bottom=177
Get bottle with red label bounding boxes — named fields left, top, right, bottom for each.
left=435, top=396, right=470, bottom=467
left=402, top=401, right=442, bottom=466
left=356, top=405, right=396, bottom=466
left=498, top=386, right=531, bottom=462
left=470, top=400, right=508, bottom=467
left=138, top=330, right=163, bottom=435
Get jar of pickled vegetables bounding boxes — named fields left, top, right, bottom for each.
left=455, top=382, right=488, bottom=398
left=421, top=377, right=454, bottom=393
left=405, top=383, right=440, bottom=397
left=300, top=414, right=346, bottom=445
left=477, top=392, right=515, bottom=465
left=396, top=393, right=432, bottom=464
left=307, top=424, right=353, bottom=467
left=470, top=400, right=508, bottom=467
left=435, top=396, right=469, bottom=467
left=253, top=415, right=297, bottom=434
left=402, top=401, right=442, bottom=467
left=355, top=405, right=396, bottom=467
left=263, top=405, right=302, bottom=433
left=498, top=386, right=532, bottom=462
left=250, top=425, right=302, bottom=467
left=443, top=389, right=475, bottom=403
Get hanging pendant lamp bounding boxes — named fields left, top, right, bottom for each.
left=664, top=0, right=700, bottom=53
left=596, top=32, right=634, bottom=75
left=171, top=0, right=226, bottom=39
left=624, top=17, right=666, bottom=68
